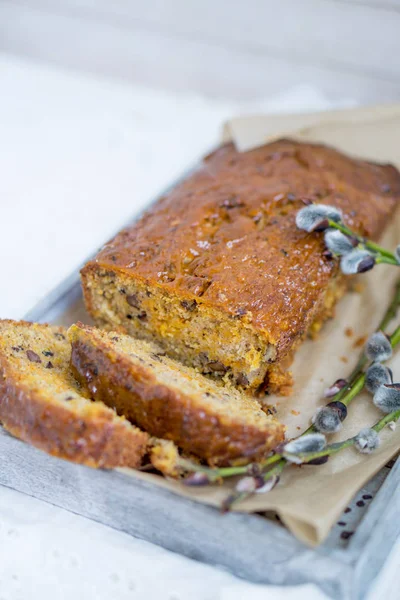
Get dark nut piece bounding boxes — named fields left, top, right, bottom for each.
left=236, top=373, right=249, bottom=387
left=181, top=299, right=197, bottom=312
left=207, top=361, right=227, bottom=374
left=26, top=350, right=41, bottom=363
left=126, top=294, right=140, bottom=308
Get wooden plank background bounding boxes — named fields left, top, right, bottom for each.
left=1, top=0, right=400, bottom=103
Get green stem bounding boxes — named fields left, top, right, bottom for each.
left=222, top=460, right=285, bottom=511
left=376, top=256, right=399, bottom=266
left=373, top=409, right=400, bottom=433
left=293, top=409, right=400, bottom=463
left=293, top=439, right=354, bottom=463
left=390, top=324, right=400, bottom=349
left=328, top=220, right=398, bottom=262
left=340, top=372, right=366, bottom=407
left=178, top=457, right=247, bottom=481
left=380, top=280, right=400, bottom=330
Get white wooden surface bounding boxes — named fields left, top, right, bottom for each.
left=1, top=0, right=400, bottom=103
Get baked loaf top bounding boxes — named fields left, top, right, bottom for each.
left=85, top=140, right=400, bottom=360
left=68, top=322, right=285, bottom=465
left=0, top=320, right=149, bottom=468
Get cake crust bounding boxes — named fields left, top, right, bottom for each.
left=81, top=140, right=400, bottom=391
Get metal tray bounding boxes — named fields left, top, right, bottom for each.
left=2, top=169, right=400, bottom=600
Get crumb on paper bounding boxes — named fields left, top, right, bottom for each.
left=344, top=327, right=353, bottom=337
left=353, top=335, right=367, bottom=349
left=340, top=356, right=349, bottom=364
left=352, top=281, right=365, bottom=294
left=297, top=426, right=301, bottom=430
left=291, top=409, right=300, bottom=416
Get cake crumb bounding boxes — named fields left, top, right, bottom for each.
left=291, top=409, right=300, bottom=416
left=353, top=335, right=367, bottom=348
left=340, top=356, right=349, bottom=364
left=352, top=282, right=365, bottom=294
left=344, top=327, right=353, bottom=337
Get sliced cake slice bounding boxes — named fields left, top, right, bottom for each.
left=0, top=320, right=149, bottom=468
left=68, top=322, right=285, bottom=466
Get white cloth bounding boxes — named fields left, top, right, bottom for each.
left=0, top=54, right=397, bottom=599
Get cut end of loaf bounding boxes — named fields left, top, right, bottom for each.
left=0, top=319, right=149, bottom=468
left=68, top=322, right=285, bottom=466
left=81, top=264, right=277, bottom=393
left=81, top=264, right=345, bottom=397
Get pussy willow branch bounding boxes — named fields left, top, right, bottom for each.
left=330, top=279, right=400, bottom=396
left=328, top=219, right=399, bottom=265
left=221, top=460, right=286, bottom=513
left=293, top=409, right=400, bottom=463
left=181, top=277, right=400, bottom=486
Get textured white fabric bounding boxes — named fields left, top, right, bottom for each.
left=0, top=54, right=397, bottom=599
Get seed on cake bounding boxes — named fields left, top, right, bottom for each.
left=45, top=361, right=54, bottom=369
left=42, top=350, right=54, bottom=357
left=54, top=332, right=66, bottom=340
left=220, top=196, right=244, bottom=209
left=26, top=350, right=41, bottom=363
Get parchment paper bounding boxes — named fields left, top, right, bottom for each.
left=116, top=105, right=400, bottom=546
